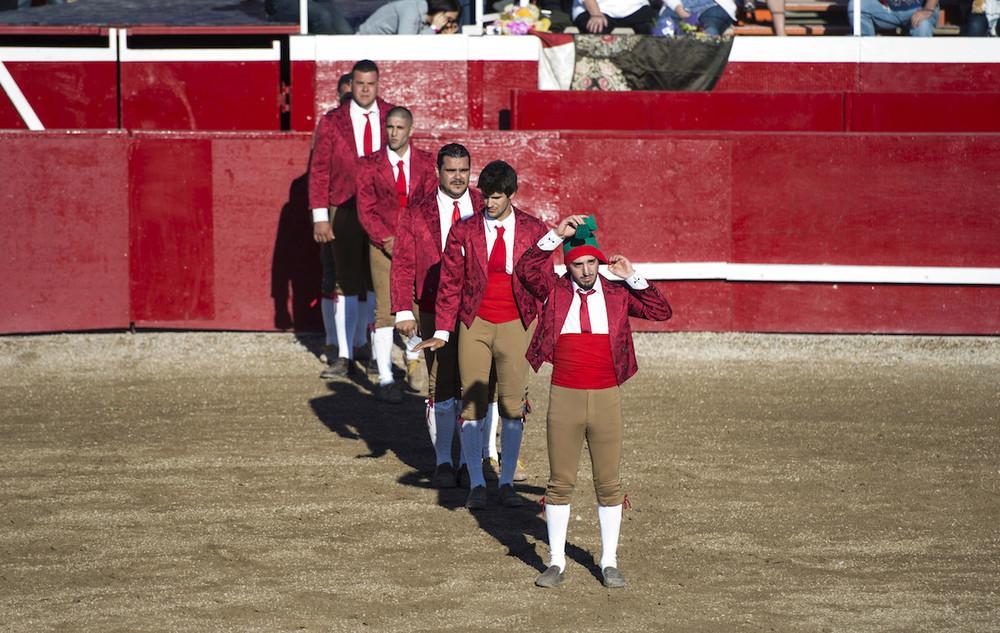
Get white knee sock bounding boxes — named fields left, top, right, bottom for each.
left=321, top=297, right=338, bottom=347
left=598, top=504, right=623, bottom=570
left=334, top=295, right=358, bottom=359
left=498, top=417, right=523, bottom=486
left=545, top=503, right=571, bottom=571
left=485, top=400, right=500, bottom=460
left=460, top=419, right=486, bottom=488
left=432, top=399, right=458, bottom=466
left=373, top=326, right=394, bottom=386
left=353, top=293, right=371, bottom=349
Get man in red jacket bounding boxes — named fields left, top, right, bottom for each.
left=415, top=161, right=548, bottom=509
left=392, top=143, right=483, bottom=486
left=356, top=106, right=436, bottom=402
left=515, top=214, right=671, bottom=589
left=310, top=59, right=396, bottom=377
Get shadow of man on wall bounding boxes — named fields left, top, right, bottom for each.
left=271, top=172, right=324, bottom=339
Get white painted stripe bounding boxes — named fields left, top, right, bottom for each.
left=729, top=37, right=1000, bottom=64
left=0, top=61, right=43, bottom=130
left=466, top=35, right=540, bottom=60
left=305, top=34, right=541, bottom=62
left=729, top=37, right=860, bottom=63
left=118, top=30, right=281, bottom=62
left=554, top=262, right=1000, bottom=285
left=290, top=35, right=316, bottom=62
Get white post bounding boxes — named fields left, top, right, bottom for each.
left=853, top=0, right=861, bottom=35
left=475, top=0, right=483, bottom=30
left=300, top=0, right=309, bottom=34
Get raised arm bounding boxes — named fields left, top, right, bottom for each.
left=607, top=254, right=672, bottom=322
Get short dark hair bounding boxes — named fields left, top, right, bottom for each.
left=477, top=160, right=517, bottom=197
left=337, top=73, right=352, bottom=91
left=427, top=0, right=461, bottom=16
left=352, top=59, right=379, bottom=77
left=386, top=106, right=413, bottom=125
left=437, top=143, right=471, bottom=169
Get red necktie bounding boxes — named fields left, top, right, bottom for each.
left=488, top=226, right=506, bottom=273
left=362, top=112, right=373, bottom=155
left=577, top=289, right=596, bottom=334
left=395, top=160, right=407, bottom=207
left=451, top=200, right=461, bottom=225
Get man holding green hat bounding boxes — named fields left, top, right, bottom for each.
left=515, top=214, right=672, bottom=589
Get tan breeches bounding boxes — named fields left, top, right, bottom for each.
left=545, top=384, right=624, bottom=507
left=458, top=316, right=534, bottom=421
left=368, top=241, right=393, bottom=328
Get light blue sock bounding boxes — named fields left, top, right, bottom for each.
left=499, top=417, right=523, bottom=486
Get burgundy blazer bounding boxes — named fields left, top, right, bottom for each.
left=434, top=207, right=549, bottom=333
left=307, top=96, right=396, bottom=210
left=356, top=145, right=437, bottom=248
left=515, top=242, right=672, bottom=386
left=391, top=188, right=486, bottom=314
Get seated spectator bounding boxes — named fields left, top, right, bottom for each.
left=266, top=0, right=355, bottom=34
left=571, top=0, right=657, bottom=33
left=961, top=0, right=999, bottom=34
left=357, top=0, right=462, bottom=34
left=846, top=0, right=939, bottom=36
left=660, top=0, right=737, bottom=35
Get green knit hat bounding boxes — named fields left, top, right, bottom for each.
left=563, top=215, right=607, bottom=264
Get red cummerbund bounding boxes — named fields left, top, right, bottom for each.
left=551, top=333, right=618, bottom=390
left=477, top=270, right=519, bottom=323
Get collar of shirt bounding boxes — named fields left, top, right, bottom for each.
left=484, top=209, right=516, bottom=234
left=349, top=98, right=378, bottom=120
left=437, top=187, right=471, bottom=214
left=571, top=274, right=604, bottom=298
left=387, top=145, right=410, bottom=168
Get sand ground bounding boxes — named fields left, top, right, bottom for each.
left=1, top=332, right=998, bottom=632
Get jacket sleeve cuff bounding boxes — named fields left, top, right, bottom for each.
left=625, top=273, right=649, bottom=290
left=537, top=229, right=562, bottom=252
left=433, top=330, right=450, bottom=343
left=395, top=310, right=416, bottom=323
left=312, top=208, right=330, bottom=223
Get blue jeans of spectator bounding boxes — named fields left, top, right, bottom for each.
left=847, top=0, right=939, bottom=36
left=663, top=0, right=734, bottom=36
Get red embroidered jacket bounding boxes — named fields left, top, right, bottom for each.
left=434, top=208, right=548, bottom=332
left=390, top=188, right=485, bottom=314
left=307, top=97, right=396, bottom=210
left=356, top=146, right=437, bottom=249
left=515, top=242, right=672, bottom=386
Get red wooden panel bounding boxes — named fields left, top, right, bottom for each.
left=635, top=281, right=732, bottom=332
left=121, top=61, right=280, bottom=130
left=1, top=62, right=118, bottom=129
left=129, top=136, right=215, bottom=323
left=715, top=62, right=859, bottom=93
left=291, top=59, right=317, bottom=132
left=850, top=93, right=1000, bottom=133
left=0, top=132, right=130, bottom=333
left=731, top=134, right=1000, bottom=267
left=313, top=60, right=353, bottom=117
left=858, top=63, right=1000, bottom=94
left=469, top=60, right=537, bottom=130
left=511, top=91, right=845, bottom=132
left=731, top=283, right=1000, bottom=334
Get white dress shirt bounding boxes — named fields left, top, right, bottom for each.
left=561, top=276, right=610, bottom=334
left=311, top=99, right=382, bottom=224
left=387, top=145, right=410, bottom=195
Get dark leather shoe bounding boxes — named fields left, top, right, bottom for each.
left=601, top=566, right=626, bottom=588
left=535, top=565, right=565, bottom=588
left=431, top=463, right=457, bottom=489
left=320, top=357, right=351, bottom=379
left=466, top=485, right=487, bottom=510
left=498, top=484, right=524, bottom=507
left=456, top=464, right=470, bottom=489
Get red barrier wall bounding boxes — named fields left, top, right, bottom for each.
left=0, top=61, right=118, bottom=130
left=1, top=130, right=998, bottom=335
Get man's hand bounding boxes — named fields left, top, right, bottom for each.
left=555, top=214, right=588, bottom=239
left=413, top=337, right=447, bottom=352
left=911, top=8, right=933, bottom=27
left=314, top=221, right=335, bottom=243
left=395, top=319, right=418, bottom=338
left=676, top=6, right=692, bottom=18
left=383, top=236, right=394, bottom=257
left=607, top=254, right=634, bottom=279
left=586, top=13, right=608, bottom=33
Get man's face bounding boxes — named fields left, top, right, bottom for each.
left=484, top=191, right=513, bottom=220
left=569, top=255, right=600, bottom=290
left=438, top=155, right=471, bottom=199
left=385, top=114, right=412, bottom=152
left=351, top=70, right=379, bottom=109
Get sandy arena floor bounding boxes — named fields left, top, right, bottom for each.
left=1, top=332, right=998, bottom=632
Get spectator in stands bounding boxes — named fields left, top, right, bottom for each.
left=662, top=0, right=738, bottom=35
left=961, top=0, right=999, bottom=34
left=357, top=0, right=462, bottom=34
left=266, top=0, right=354, bottom=34
left=767, top=0, right=786, bottom=34
left=847, top=0, right=940, bottom=35
left=572, top=0, right=657, bottom=33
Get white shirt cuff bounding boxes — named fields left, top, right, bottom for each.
left=433, top=329, right=451, bottom=343
left=395, top=310, right=416, bottom=323
left=625, top=273, right=649, bottom=290
left=537, top=229, right=562, bottom=252
left=312, top=208, right=330, bottom=223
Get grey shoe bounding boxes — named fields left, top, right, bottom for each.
left=535, top=565, right=565, bottom=588
left=601, top=566, right=626, bottom=588
left=466, top=485, right=487, bottom=510
left=431, top=463, right=457, bottom=489
left=376, top=381, right=403, bottom=404
left=498, top=483, right=524, bottom=508
left=320, top=358, right=351, bottom=379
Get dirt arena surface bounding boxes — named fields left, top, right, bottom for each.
left=1, top=331, right=997, bottom=632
